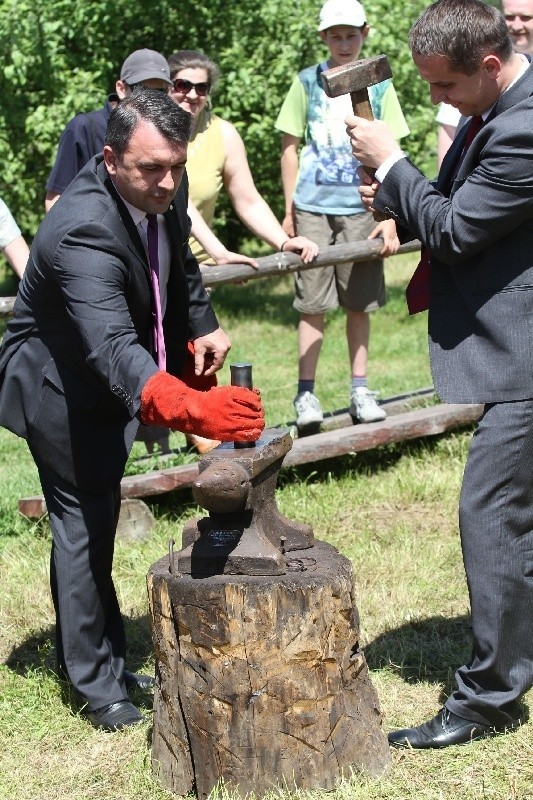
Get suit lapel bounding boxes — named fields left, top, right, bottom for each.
left=163, top=201, right=189, bottom=309
left=437, top=123, right=470, bottom=194
left=164, top=204, right=181, bottom=268
left=96, top=159, right=150, bottom=278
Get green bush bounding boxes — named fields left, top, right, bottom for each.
left=0, top=0, right=498, bottom=251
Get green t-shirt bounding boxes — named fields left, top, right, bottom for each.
left=275, top=62, right=410, bottom=215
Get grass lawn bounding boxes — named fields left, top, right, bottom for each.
left=0, top=252, right=531, bottom=800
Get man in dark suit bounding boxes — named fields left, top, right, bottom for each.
left=0, top=90, right=264, bottom=730
left=346, top=0, right=533, bottom=748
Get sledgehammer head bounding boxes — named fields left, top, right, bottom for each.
left=321, top=55, right=392, bottom=120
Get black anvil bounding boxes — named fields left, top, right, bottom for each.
left=175, top=429, right=315, bottom=576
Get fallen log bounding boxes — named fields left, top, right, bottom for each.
left=283, top=402, right=481, bottom=467
left=315, top=386, right=434, bottom=433
left=132, top=385, right=436, bottom=468
left=18, top=497, right=155, bottom=541
left=18, top=400, right=481, bottom=519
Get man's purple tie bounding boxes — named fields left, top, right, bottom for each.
left=146, top=213, right=166, bottom=370
left=406, top=114, right=483, bottom=315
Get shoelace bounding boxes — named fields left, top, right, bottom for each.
left=353, top=389, right=380, bottom=404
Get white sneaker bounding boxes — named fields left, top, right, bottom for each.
left=350, top=386, right=387, bottom=423
left=294, top=391, right=324, bottom=429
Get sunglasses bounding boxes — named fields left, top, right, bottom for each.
left=171, top=78, right=211, bottom=97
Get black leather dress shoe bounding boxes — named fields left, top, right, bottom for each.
left=85, top=700, right=145, bottom=731
left=124, top=669, right=155, bottom=691
left=388, top=708, right=519, bottom=749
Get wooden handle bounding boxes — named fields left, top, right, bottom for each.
left=350, top=87, right=376, bottom=180
left=349, top=87, right=387, bottom=219
left=351, top=88, right=374, bottom=120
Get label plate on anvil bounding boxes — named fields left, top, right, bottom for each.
left=207, top=529, right=242, bottom=548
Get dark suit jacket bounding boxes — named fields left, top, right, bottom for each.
left=376, top=62, right=533, bottom=404
left=0, top=155, right=218, bottom=490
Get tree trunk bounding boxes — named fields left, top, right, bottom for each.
left=147, top=540, right=390, bottom=798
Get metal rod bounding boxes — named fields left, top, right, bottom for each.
left=230, top=363, right=253, bottom=389
left=231, top=363, right=255, bottom=449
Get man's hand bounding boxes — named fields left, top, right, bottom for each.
left=358, top=167, right=380, bottom=214
left=345, top=115, right=401, bottom=170
left=192, top=327, right=231, bottom=376
left=180, top=342, right=217, bottom=391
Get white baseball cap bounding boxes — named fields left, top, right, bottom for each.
left=318, top=0, right=367, bottom=31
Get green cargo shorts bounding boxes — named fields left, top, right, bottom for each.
left=293, top=209, right=386, bottom=314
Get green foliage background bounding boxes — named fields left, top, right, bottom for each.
left=0, top=0, right=500, bottom=250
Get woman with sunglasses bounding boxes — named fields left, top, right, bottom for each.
left=167, top=50, right=318, bottom=454
left=168, top=50, right=318, bottom=269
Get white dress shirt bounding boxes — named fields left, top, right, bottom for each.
left=119, top=196, right=171, bottom=316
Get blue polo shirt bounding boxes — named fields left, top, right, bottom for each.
left=46, top=94, right=119, bottom=194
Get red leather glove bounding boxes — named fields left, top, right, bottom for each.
left=141, top=371, right=265, bottom=442
left=180, top=342, right=217, bottom=391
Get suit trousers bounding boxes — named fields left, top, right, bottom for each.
left=446, top=399, right=533, bottom=726
left=33, top=453, right=129, bottom=711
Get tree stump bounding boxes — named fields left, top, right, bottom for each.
left=115, top=498, right=154, bottom=542
left=147, top=540, right=391, bottom=798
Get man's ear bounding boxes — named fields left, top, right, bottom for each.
left=482, top=53, right=502, bottom=79
left=115, top=80, right=128, bottom=99
left=361, top=24, right=370, bottom=41
left=103, top=145, right=117, bottom=176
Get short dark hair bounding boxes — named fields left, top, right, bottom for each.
left=105, top=88, right=193, bottom=157
left=167, top=50, right=221, bottom=91
left=409, top=0, right=514, bottom=75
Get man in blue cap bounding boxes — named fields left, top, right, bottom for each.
left=45, top=48, right=172, bottom=211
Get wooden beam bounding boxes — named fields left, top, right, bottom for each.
left=283, top=403, right=481, bottom=467
left=0, top=238, right=423, bottom=317
left=18, top=400, right=480, bottom=519
left=313, top=386, right=434, bottom=433
left=199, top=240, right=422, bottom=287
left=0, top=296, right=16, bottom=317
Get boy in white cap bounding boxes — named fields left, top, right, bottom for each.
left=276, top=0, right=409, bottom=431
